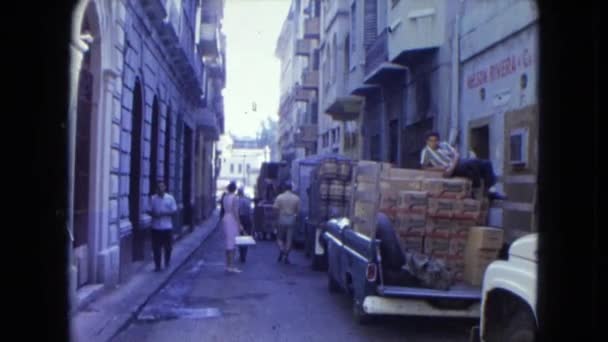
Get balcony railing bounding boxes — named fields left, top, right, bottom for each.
left=295, top=39, right=312, bottom=57
left=304, top=17, right=321, bottom=40
left=199, top=23, right=219, bottom=57
left=365, top=29, right=389, bottom=77
left=294, top=124, right=318, bottom=146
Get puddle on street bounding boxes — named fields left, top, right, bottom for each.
left=137, top=307, right=222, bottom=322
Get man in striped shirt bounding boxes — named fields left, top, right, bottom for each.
left=420, top=131, right=507, bottom=201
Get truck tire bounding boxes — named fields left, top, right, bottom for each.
left=328, top=272, right=340, bottom=293
left=353, top=300, right=372, bottom=325
left=502, top=309, right=536, bottom=342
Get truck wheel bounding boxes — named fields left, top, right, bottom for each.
left=353, top=300, right=371, bottom=325
left=328, top=273, right=340, bottom=293
left=502, top=309, right=536, bottom=342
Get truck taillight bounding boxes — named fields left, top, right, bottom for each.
left=366, top=263, right=377, bottom=282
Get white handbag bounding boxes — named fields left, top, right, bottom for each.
left=235, top=235, right=256, bottom=246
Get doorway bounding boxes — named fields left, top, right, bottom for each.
left=182, top=125, right=194, bottom=232
left=129, top=79, right=144, bottom=261
left=150, top=96, right=160, bottom=194
left=470, top=124, right=490, bottom=159
left=401, top=118, right=434, bottom=169
left=73, top=4, right=101, bottom=288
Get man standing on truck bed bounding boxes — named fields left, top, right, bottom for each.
left=420, top=131, right=507, bottom=201
left=273, top=182, right=300, bottom=264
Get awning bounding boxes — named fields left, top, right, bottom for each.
left=325, top=95, right=365, bottom=122
left=350, top=84, right=380, bottom=96
left=364, top=62, right=407, bottom=85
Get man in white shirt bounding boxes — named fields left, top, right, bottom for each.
left=420, top=131, right=507, bottom=201
left=148, top=180, right=178, bottom=272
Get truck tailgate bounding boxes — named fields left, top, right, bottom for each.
left=377, top=284, right=481, bottom=301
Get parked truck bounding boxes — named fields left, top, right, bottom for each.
left=253, top=161, right=290, bottom=240
left=324, top=217, right=482, bottom=324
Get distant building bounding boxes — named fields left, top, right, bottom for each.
left=217, top=135, right=270, bottom=198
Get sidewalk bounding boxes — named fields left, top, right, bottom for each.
left=71, top=211, right=221, bottom=342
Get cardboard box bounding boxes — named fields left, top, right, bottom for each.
left=467, top=226, right=505, bottom=251
left=399, top=234, right=424, bottom=253
left=398, top=191, right=428, bottom=214
left=450, top=220, right=477, bottom=240
left=449, top=237, right=468, bottom=260
left=395, top=213, right=427, bottom=237
left=421, top=178, right=472, bottom=199
left=355, top=161, right=391, bottom=182
left=464, top=249, right=500, bottom=286
left=378, top=180, right=401, bottom=218
left=390, top=168, right=444, bottom=179
left=427, top=198, right=457, bottom=219
left=453, top=199, right=483, bottom=220
left=425, top=218, right=453, bottom=238
left=424, top=236, right=450, bottom=257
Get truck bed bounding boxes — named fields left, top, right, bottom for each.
left=377, top=283, right=481, bottom=301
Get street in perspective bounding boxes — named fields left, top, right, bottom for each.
left=69, top=0, right=540, bottom=341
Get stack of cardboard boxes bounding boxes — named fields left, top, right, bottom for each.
left=464, top=226, right=504, bottom=286
left=309, top=158, right=354, bottom=224
left=349, top=160, right=498, bottom=285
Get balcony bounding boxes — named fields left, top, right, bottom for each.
left=199, top=23, right=220, bottom=58
left=196, top=108, right=220, bottom=141
left=304, top=17, right=321, bottom=40
left=365, top=29, right=388, bottom=77
left=301, top=69, right=319, bottom=90
left=295, top=39, right=313, bottom=57
left=294, top=87, right=314, bottom=103
left=324, top=95, right=365, bottom=122
left=388, top=0, right=446, bottom=61
left=159, top=21, right=203, bottom=96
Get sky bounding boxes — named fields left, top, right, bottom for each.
left=223, top=0, right=291, bottom=139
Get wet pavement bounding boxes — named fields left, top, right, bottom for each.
left=112, top=228, right=476, bottom=341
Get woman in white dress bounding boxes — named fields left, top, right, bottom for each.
left=221, top=182, right=244, bottom=273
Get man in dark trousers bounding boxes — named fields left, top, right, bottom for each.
left=148, top=180, right=178, bottom=272
left=237, top=188, right=253, bottom=263
left=420, top=131, right=507, bottom=201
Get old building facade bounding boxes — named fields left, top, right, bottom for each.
left=276, top=0, right=321, bottom=164
left=277, top=0, right=539, bottom=242
left=68, top=0, right=226, bottom=308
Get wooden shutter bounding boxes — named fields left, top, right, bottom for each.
left=364, top=0, right=378, bottom=49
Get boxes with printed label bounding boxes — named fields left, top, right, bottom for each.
left=450, top=220, right=477, bottom=240
left=453, top=199, right=483, bottom=220
left=395, top=213, right=427, bottom=237
left=389, top=168, right=443, bottom=179
left=467, top=226, right=504, bottom=251
left=398, top=191, right=428, bottom=214
left=399, top=234, right=424, bottom=253
left=421, top=178, right=472, bottom=199
left=449, top=237, right=468, bottom=260
left=463, top=227, right=504, bottom=285
left=355, top=161, right=391, bottom=183
left=425, top=218, right=452, bottom=238
left=424, top=236, right=450, bottom=258
left=464, top=249, right=501, bottom=286
left=427, top=198, right=457, bottom=219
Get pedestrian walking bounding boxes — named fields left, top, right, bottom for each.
left=420, top=131, right=507, bottom=201
left=237, top=188, right=253, bottom=263
left=273, top=182, right=300, bottom=264
left=148, top=180, right=178, bottom=272
left=220, top=181, right=245, bottom=273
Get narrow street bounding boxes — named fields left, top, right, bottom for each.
left=113, top=228, right=475, bottom=342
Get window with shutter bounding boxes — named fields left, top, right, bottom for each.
left=364, top=0, right=378, bottom=49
